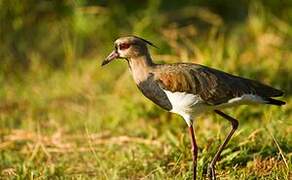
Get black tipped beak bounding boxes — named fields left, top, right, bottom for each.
left=101, top=59, right=110, bottom=66
left=101, top=50, right=119, bottom=66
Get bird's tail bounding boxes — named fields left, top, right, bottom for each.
left=263, top=97, right=286, bottom=106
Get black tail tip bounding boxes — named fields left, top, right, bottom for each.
left=265, top=97, right=286, bottom=106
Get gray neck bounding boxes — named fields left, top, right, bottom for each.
left=128, top=53, right=155, bottom=84
left=129, top=53, right=154, bottom=67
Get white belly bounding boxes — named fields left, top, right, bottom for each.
left=163, top=90, right=210, bottom=126
left=163, top=90, right=266, bottom=126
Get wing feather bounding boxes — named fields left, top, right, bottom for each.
left=154, top=64, right=283, bottom=105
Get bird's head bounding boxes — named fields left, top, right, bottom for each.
left=101, top=36, right=156, bottom=66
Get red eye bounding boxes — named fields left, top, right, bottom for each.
left=119, top=43, right=130, bottom=50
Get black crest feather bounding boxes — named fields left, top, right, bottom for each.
left=132, top=35, right=158, bottom=48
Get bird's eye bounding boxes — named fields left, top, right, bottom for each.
left=119, top=43, right=130, bottom=50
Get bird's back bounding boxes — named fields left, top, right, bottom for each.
left=151, top=63, right=284, bottom=106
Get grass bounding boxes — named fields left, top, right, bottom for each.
left=1, top=2, right=292, bottom=180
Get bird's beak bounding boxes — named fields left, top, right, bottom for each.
left=101, top=50, right=119, bottom=66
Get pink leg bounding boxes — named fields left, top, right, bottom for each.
left=189, top=125, right=198, bottom=180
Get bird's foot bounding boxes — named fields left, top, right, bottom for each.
left=192, top=162, right=197, bottom=180
left=208, top=165, right=216, bottom=180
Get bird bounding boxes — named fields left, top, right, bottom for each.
left=101, top=35, right=285, bottom=180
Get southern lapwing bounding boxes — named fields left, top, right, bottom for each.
left=101, top=36, right=285, bottom=179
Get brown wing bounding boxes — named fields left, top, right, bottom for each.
left=155, top=63, right=283, bottom=105
left=156, top=69, right=193, bottom=93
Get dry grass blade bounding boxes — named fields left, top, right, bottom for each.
left=267, top=128, right=289, bottom=171
left=1, top=129, right=162, bottom=155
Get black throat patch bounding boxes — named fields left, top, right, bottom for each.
left=137, top=73, right=172, bottom=111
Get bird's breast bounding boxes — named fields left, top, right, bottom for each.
left=137, top=74, right=173, bottom=111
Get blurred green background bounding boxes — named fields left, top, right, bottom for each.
left=0, top=0, right=291, bottom=179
